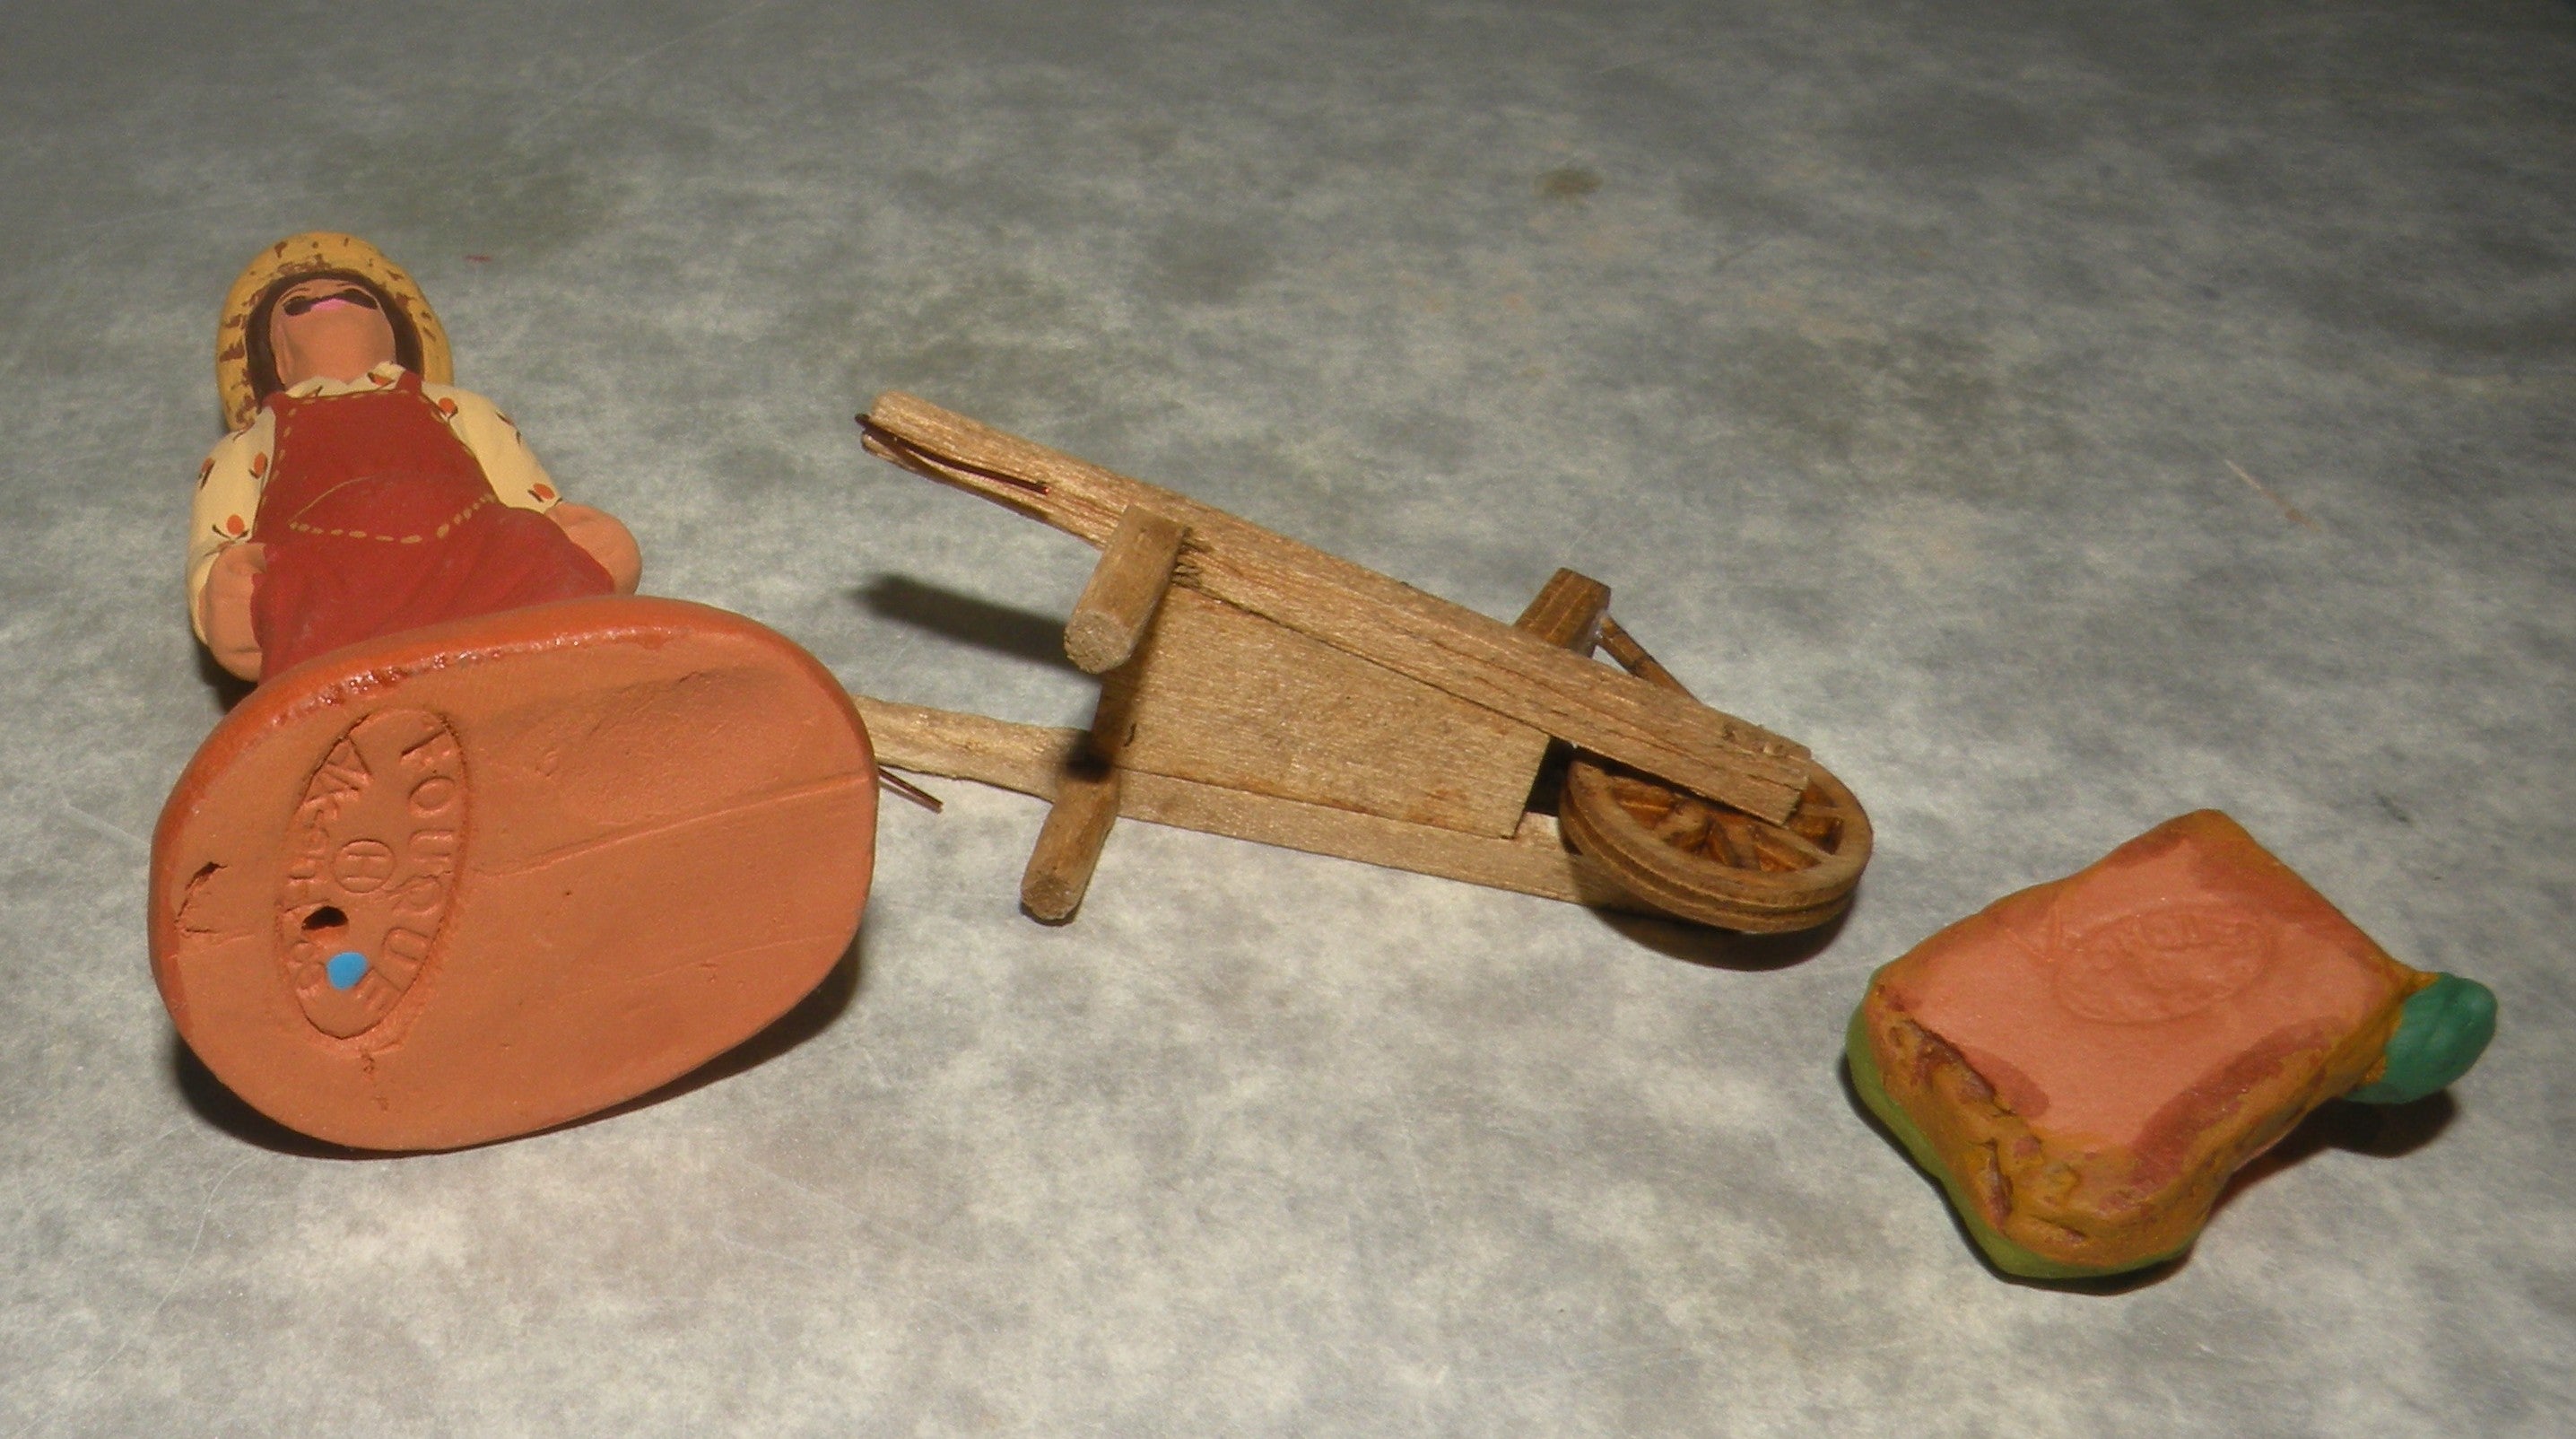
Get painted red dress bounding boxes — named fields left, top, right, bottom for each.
left=248, top=371, right=614, bottom=678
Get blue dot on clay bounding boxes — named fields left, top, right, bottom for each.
left=326, top=951, right=369, bottom=990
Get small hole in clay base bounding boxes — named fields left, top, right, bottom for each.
left=303, top=905, right=348, bottom=932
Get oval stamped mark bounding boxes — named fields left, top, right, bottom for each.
left=2053, top=903, right=2272, bottom=1025
left=276, top=708, right=466, bottom=1042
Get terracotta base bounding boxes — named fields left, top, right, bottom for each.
left=1850, top=811, right=2475, bottom=1278
left=151, top=597, right=877, bottom=1151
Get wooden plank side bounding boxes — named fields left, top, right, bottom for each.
left=1097, top=586, right=1550, bottom=839
left=1123, top=779, right=1649, bottom=914
left=848, top=697, right=1649, bottom=912
left=852, top=695, right=1087, bottom=790
left=861, top=394, right=1810, bottom=823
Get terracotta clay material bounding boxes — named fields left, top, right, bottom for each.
left=216, top=231, right=452, bottom=432
left=151, top=596, right=877, bottom=1151
left=265, top=275, right=400, bottom=391
left=1849, top=810, right=2473, bottom=1278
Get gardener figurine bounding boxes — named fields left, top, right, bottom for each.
left=153, top=233, right=880, bottom=1152
left=190, top=232, right=640, bottom=680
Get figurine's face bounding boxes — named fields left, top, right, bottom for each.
left=266, top=276, right=397, bottom=388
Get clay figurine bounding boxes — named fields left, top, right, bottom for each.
left=851, top=393, right=1868, bottom=930
left=152, top=234, right=879, bottom=1151
left=1848, top=810, right=2496, bottom=1279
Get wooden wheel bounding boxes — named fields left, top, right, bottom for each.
left=1538, top=600, right=1870, bottom=933
left=1559, top=754, right=1870, bottom=932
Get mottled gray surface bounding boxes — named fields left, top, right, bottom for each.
left=4, top=1, right=2572, bottom=1434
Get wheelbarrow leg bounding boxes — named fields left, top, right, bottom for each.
left=1021, top=501, right=1188, bottom=920
left=1021, top=755, right=1122, bottom=921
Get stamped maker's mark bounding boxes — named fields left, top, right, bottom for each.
left=2053, top=903, right=2272, bottom=1025
left=278, top=709, right=466, bottom=1041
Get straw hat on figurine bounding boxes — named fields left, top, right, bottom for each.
left=215, top=232, right=453, bottom=432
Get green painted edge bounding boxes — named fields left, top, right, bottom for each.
left=1844, top=986, right=2188, bottom=1282
left=2346, top=972, right=2498, bottom=1105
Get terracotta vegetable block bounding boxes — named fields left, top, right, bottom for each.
left=1848, top=810, right=2494, bottom=1279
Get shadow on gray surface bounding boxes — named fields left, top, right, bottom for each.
left=171, top=1038, right=369, bottom=1161
left=1835, top=1055, right=2462, bottom=1294
left=190, top=641, right=255, bottom=713
left=169, top=929, right=868, bottom=1159
left=2218, top=1091, right=2459, bottom=1199
left=1593, top=898, right=1852, bottom=972
left=854, top=574, right=1080, bottom=673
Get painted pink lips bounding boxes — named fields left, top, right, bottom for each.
left=279, top=287, right=381, bottom=318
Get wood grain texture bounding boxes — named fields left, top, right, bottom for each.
left=848, top=696, right=1087, bottom=791
left=1598, top=615, right=1684, bottom=693
left=861, top=393, right=1810, bottom=823
left=1065, top=502, right=1186, bottom=675
left=1094, top=586, right=1551, bottom=838
left=1555, top=615, right=1871, bottom=932
left=1512, top=569, right=1613, bottom=653
left=1557, top=766, right=1867, bottom=932
left=849, top=697, right=1649, bottom=912
left=1021, top=763, right=1121, bottom=921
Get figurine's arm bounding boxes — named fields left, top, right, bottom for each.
left=187, top=419, right=273, bottom=678
left=549, top=503, right=642, bottom=593
left=431, top=383, right=641, bottom=593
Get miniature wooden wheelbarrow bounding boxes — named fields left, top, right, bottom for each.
left=853, top=394, right=1871, bottom=933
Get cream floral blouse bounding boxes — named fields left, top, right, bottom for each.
left=187, top=362, right=564, bottom=641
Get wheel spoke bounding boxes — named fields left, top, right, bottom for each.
left=1653, top=798, right=1711, bottom=847
left=1759, top=824, right=1832, bottom=868
left=1607, top=775, right=1673, bottom=826
left=1708, top=812, right=1762, bottom=869
left=1789, top=809, right=1841, bottom=846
